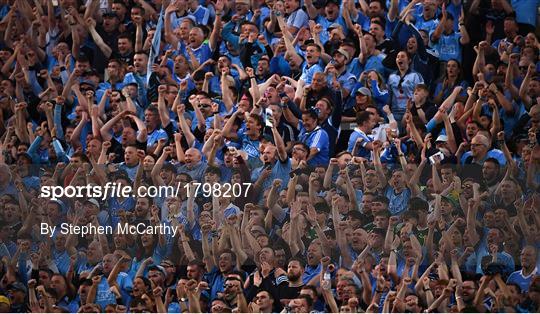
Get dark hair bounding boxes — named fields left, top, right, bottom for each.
left=240, top=20, right=259, bottom=31
left=356, top=111, right=373, bottom=126
left=205, top=165, right=222, bottom=178
left=373, top=195, right=389, bottom=205
left=306, top=42, right=322, bottom=52
left=220, top=249, right=237, bottom=263
left=484, top=157, right=500, bottom=167
left=297, top=294, right=314, bottom=307
left=288, top=257, right=306, bottom=268
left=302, top=110, right=318, bottom=121
left=409, top=197, right=429, bottom=211
left=301, top=285, right=318, bottom=297
left=117, top=33, right=133, bottom=42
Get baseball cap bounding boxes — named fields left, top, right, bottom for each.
left=435, top=134, right=448, bottom=142
left=357, top=87, right=372, bottom=97
left=7, top=282, right=27, bottom=294
left=160, top=260, right=175, bottom=268
left=441, top=195, right=459, bottom=208
left=334, top=48, right=350, bottom=61
left=79, top=79, right=96, bottom=89
left=148, top=265, right=167, bottom=277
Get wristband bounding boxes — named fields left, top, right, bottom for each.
left=59, top=66, right=67, bottom=72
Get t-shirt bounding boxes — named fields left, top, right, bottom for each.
left=299, top=125, right=330, bottom=166
left=507, top=268, right=539, bottom=293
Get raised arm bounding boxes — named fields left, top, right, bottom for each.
left=519, top=64, right=535, bottom=109
left=86, top=18, right=112, bottom=58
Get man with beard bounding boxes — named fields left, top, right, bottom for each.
left=187, top=260, right=206, bottom=282
left=133, top=196, right=152, bottom=222
left=327, top=48, right=356, bottom=99
left=96, top=59, right=125, bottom=100
left=455, top=279, right=479, bottom=310
left=221, top=275, right=245, bottom=310
left=277, top=258, right=305, bottom=306
left=481, top=158, right=501, bottom=193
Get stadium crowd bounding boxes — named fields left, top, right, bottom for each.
left=0, top=0, right=540, bottom=312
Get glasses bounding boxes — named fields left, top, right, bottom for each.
left=470, top=143, right=485, bottom=147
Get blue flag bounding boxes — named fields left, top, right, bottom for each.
left=147, top=6, right=165, bottom=84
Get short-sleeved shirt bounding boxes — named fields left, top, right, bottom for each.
left=300, top=62, right=324, bottom=85
left=430, top=31, right=462, bottom=62
left=348, top=128, right=373, bottom=160
left=507, top=268, right=539, bottom=293
left=384, top=186, right=411, bottom=216
left=460, top=149, right=507, bottom=166
left=251, top=158, right=292, bottom=195
left=286, top=8, right=309, bottom=30
left=299, top=125, right=330, bottom=166
left=146, top=128, right=169, bottom=148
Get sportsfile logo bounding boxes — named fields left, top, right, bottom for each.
left=39, top=182, right=181, bottom=201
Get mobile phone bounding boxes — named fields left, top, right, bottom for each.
left=429, top=151, right=445, bottom=164
left=265, top=108, right=273, bottom=128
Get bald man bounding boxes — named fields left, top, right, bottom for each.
left=507, top=246, right=539, bottom=293
left=460, top=134, right=507, bottom=166
left=176, top=148, right=207, bottom=182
